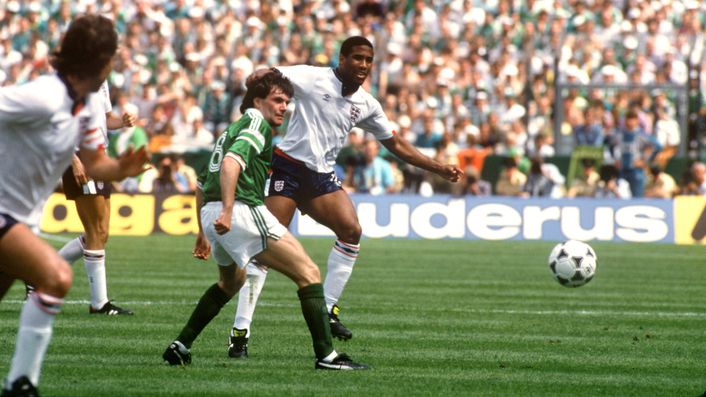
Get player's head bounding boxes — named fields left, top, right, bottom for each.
left=240, top=69, right=294, bottom=127
left=338, top=36, right=374, bottom=85
left=50, top=14, right=118, bottom=94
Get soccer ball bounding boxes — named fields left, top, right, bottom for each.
left=547, top=240, right=597, bottom=287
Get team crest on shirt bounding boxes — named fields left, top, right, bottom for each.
left=349, top=105, right=361, bottom=123
left=273, top=180, right=285, bottom=192
left=97, top=181, right=104, bottom=190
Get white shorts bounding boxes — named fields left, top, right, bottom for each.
left=201, top=201, right=287, bottom=267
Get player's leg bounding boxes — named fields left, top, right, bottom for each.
left=228, top=261, right=267, bottom=358
left=0, top=220, right=72, bottom=394
left=301, top=190, right=362, bottom=340
left=57, top=167, right=85, bottom=264
left=75, top=194, right=131, bottom=315
left=164, top=262, right=246, bottom=366
left=56, top=233, right=85, bottom=264
left=164, top=202, right=247, bottom=366
left=228, top=194, right=298, bottom=357
left=255, top=232, right=367, bottom=370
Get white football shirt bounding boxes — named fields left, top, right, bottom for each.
left=276, top=65, right=394, bottom=173
left=0, top=74, right=104, bottom=226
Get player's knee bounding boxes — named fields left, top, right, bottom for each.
left=38, top=259, right=73, bottom=297
left=220, top=267, right=246, bottom=297
left=337, top=222, right=362, bottom=243
left=96, top=225, right=109, bottom=245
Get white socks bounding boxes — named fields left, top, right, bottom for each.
left=58, top=237, right=109, bottom=310
left=57, top=236, right=84, bottom=264
left=233, top=262, right=268, bottom=337
left=7, top=292, right=63, bottom=386
left=84, top=250, right=108, bottom=310
left=323, top=240, right=359, bottom=312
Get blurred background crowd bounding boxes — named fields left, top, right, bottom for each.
left=1, top=0, right=705, bottom=197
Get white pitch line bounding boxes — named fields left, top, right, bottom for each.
left=38, top=232, right=73, bottom=243
left=3, top=300, right=705, bottom=318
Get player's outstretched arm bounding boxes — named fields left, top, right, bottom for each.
left=380, top=134, right=464, bottom=182
left=79, top=145, right=151, bottom=181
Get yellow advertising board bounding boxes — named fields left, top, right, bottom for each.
left=674, top=196, right=706, bottom=245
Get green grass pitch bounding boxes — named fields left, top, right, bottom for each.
left=1, top=235, right=705, bottom=396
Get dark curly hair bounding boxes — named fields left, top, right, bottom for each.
left=50, top=14, right=118, bottom=79
left=239, top=68, right=294, bottom=114
left=340, top=36, right=373, bottom=57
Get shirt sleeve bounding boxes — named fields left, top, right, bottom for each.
left=79, top=96, right=106, bottom=151
left=100, top=81, right=112, bottom=114
left=276, top=65, right=319, bottom=95
left=356, top=99, right=394, bottom=141
left=0, top=80, right=53, bottom=124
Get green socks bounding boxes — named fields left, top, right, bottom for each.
left=297, top=283, right=334, bottom=359
left=177, top=283, right=231, bottom=348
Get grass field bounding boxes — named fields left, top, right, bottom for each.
left=1, top=235, right=705, bottom=396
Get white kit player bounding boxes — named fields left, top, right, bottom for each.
left=0, top=15, right=148, bottom=397
left=55, top=80, right=137, bottom=316
left=226, top=36, right=463, bottom=358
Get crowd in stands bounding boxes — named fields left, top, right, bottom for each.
left=1, top=0, right=705, bottom=197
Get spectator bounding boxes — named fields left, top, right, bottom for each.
left=653, top=107, right=680, bottom=167
left=522, top=157, right=555, bottom=197
left=678, top=161, right=706, bottom=196
left=151, top=155, right=189, bottom=194
left=201, top=80, right=233, bottom=134
left=574, top=102, right=605, bottom=147
left=567, top=158, right=600, bottom=198
left=459, top=166, right=492, bottom=197
left=644, top=163, right=678, bottom=198
left=353, top=139, right=396, bottom=195
left=495, top=157, right=527, bottom=197
left=594, top=164, right=632, bottom=199
left=615, top=109, right=662, bottom=198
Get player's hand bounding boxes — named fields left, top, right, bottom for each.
left=118, top=146, right=151, bottom=177
left=214, top=212, right=232, bottom=235
left=122, top=112, right=137, bottom=128
left=439, top=165, right=464, bottom=183
left=192, top=232, right=211, bottom=260
left=72, top=157, right=88, bottom=185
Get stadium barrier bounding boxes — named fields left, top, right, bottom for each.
left=40, top=193, right=706, bottom=245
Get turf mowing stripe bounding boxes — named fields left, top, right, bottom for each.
left=4, top=299, right=705, bottom=318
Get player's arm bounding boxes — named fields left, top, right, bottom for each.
left=79, top=144, right=150, bottom=181
left=192, top=183, right=211, bottom=260
left=213, top=153, right=244, bottom=235
left=379, top=134, right=464, bottom=182
left=106, top=111, right=137, bottom=130
left=70, top=153, right=88, bottom=186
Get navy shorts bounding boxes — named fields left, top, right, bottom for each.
left=62, top=166, right=111, bottom=200
left=0, top=212, right=19, bottom=241
left=268, top=149, right=342, bottom=203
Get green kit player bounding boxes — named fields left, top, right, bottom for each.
left=162, top=69, right=367, bottom=370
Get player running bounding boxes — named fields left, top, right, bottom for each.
left=0, top=15, right=149, bottom=397
left=162, top=69, right=367, bottom=370
left=226, top=36, right=463, bottom=358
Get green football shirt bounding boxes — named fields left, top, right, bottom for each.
left=199, top=108, right=272, bottom=206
